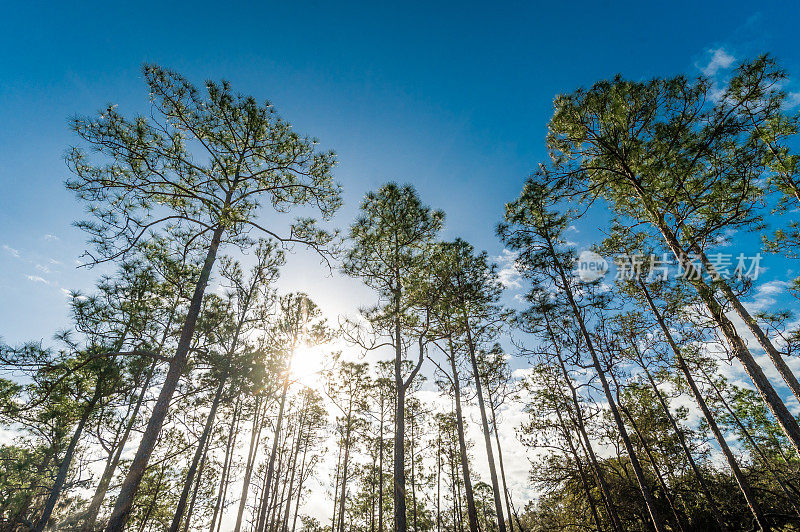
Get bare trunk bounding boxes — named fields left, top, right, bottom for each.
left=638, top=276, right=766, bottom=529
left=170, top=377, right=225, bottom=532
left=447, top=336, right=480, bottom=532
left=234, top=395, right=264, bottom=532
left=211, top=397, right=241, bottom=532
left=35, top=384, right=102, bottom=532
left=182, top=434, right=210, bottom=532
left=554, top=403, right=603, bottom=532
left=546, top=234, right=665, bottom=532
left=106, top=223, right=225, bottom=531
left=694, top=243, right=800, bottom=405
left=635, top=187, right=800, bottom=456
left=463, top=316, right=507, bottom=532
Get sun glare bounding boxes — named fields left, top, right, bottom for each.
left=290, top=343, right=329, bottom=389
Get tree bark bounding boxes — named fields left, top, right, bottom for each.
left=447, top=336, right=480, bottom=532
left=545, top=233, right=665, bottom=532
left=106, top=223, right=225, bottom=531
left=463, top=315, right=507, bottom=532
left=35, top=383, right=102, bottom=532
left=638, top=276, right=766, bottom=530
left=170, top=376, right=225, bottom=532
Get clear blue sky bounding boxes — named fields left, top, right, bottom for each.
left=1, top=1, right=799, bottom=343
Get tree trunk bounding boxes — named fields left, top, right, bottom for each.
left=487, top=389, right=516, bottom=532
left=337, top=408, right=353, bottom=532
left=393, top=290, right=408, bottom=532
left=463, top=316, right=507, bottom=532
left=612, top=373, right=686, bottom=532
left=234, top=394, right=264, bottom=532
left=35, top=383, right=102, bottom=532
left=447, top=336, right=480, bottom=532
left=378, top=391, right=385, bottom=532
left=635, top=188, right=800, bottom=456
left=549, top=336, right=622, bottom=532
left=554, top=402, right=603, bottom=532
left=259, top=372, right=291, bottom=532
left=637, top=342, right=728, bottom=531
left=694, top=243, right=800, bottom=405
left=170, top=377, right=225, bottom=532
left=546, top=234, right=665, bottom=532
left=679, top=355, right=767, bottom=530
left=210, top=397, right=241, bottom=532
left=106, top=223, right=225, bottom=532
left=700, top=363, right=800, bottom=513
left=638, top=276, right=766, bottom=529
left=182, top=434, right=210, bottom=532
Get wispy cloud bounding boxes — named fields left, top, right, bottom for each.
left=785, top=92, right=800, bottom=110
left=26, top=275, right=49, bottom=284
left=35, top=264, right=51, bottom=274
left=700, top=48, right=735, bottom=76
left=495, top=249, right=522, bottom=289
left=43, top=234, right=59, bottom=241
left=2, top=245, right=20, bottom=258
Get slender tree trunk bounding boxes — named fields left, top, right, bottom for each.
left=409, top=407, right=418, bottom=532
left=84, top=360, right=158, bottom=531
left=85, top=299, right=178, bottom=532
left=487, top=390, right=516, bottom=532
left=463, top=315, right=507, bottom=532
left=234, top=395, right=264, bottom=532
left=211, top=397, right=241, bottom=532
left=281, top=415, right=303, bottom=532
left=436, top=427, right=442, bottom=532
left=634, top=188, right=800, bottom=456
left=549, top=338, right=621, bottom=532
left=394, top=291, right=408, bottom=532
left=290, top=436, right=310, bottom=532
left=260, top=372, right=291, bottom=532
left=700, top=364, right=800, bottom=512
left=378, top=391, right=385, bottom=532
left=679, top=355, right=767, bottom=530
left=106, top=223, right=226, bottom=532
left=546, top=234, right=665, bottom=532
left=182, top=435, right=210, bottom=532
left=612, top=373, right=686, bottom=532
left=554, top=403, right=603, bottom=532
left=35, top=383, right=102, bottom=532
left=693, top=242, right=800, bottom=405
left=138, top=462, right=167, bottom=532
left=170, top=377, right=226, bottom=532
left=637, top=345, right=728, bottom=531
left=447, top=336, right=480, bottom=532
left=331, top=422, right=344, bottom=532
left=638, top=277, right=766, bottom=529
left=337, top=408, right=353, bottom=532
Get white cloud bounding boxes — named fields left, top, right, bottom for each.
left=495, top=249, right=522, bottom=289
left=2, top=245, right=20, bottom=258
left=43, top=234, right=59, bottom=241
left=784, top=92, right=800, bottom=110
left=700, top=48, right=735, bottom=76
left=35, top=264, right=51, bottom=274
left=26, top=275, right=49, bottom=284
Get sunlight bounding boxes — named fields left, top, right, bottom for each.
left=290, top=343, right=328, bottom=389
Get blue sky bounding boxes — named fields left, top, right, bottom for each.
left=1, top=1, right=799, bottom=342
left=4, top=0, right=800, bottom=519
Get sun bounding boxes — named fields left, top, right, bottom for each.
left=290, top=343, right=329, bottom=389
